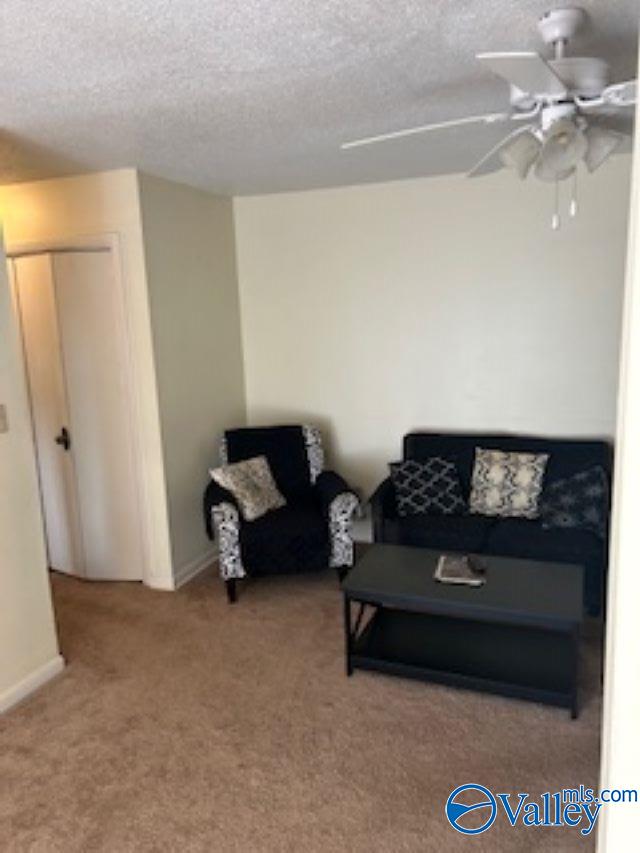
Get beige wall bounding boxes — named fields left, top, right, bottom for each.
left=234, top=156, right=631, bottom=496
left=138, top=173, right=246, bottom=578
left=0, top=171, right=173, bottom=588
left=0, top=238, right=61, bottom=707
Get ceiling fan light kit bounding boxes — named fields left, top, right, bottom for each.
left=499, top=132, right=540, bottom=179
left=342, top=6, right=636, bottom=229
left=584, top=125, right=624, bottom=173
left=536, top=117, right=588, bottom=179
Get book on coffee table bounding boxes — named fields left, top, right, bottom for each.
left=434, top=554, right=486, bottom=587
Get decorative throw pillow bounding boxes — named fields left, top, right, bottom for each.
left=209, top=455, right=286, bottom=521
left=389, top=457, right=466, bottom=517
left=469, top=448, right=549, bottom=519
left=540, top=466, right=609, bottom=539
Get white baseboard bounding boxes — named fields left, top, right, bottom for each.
left=174, top=547, right=217, bottom=589
left=144, top=574, right=176, bottom=591
left=0, top=654, right=65, bottom=715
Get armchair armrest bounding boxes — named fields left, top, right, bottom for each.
left=314, top=470, right=359, bottom=570
left=314, top=470, right=358, bottom=511
left=203, top=479, right=239, bottom=540
left=203, top=479, right=245, bottom=581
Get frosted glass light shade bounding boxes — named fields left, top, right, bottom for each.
left=499, top=131, right=541, bottom=179
left=583, top=126, right=623, bottom=173
left=535, top=119, right=588, bottom=182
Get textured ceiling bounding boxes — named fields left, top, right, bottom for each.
left=0, top=1, right=637, bottom=194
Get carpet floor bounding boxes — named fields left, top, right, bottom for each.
left=1, top=566, right=602, bottom=852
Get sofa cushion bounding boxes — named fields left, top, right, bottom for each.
left=469, top=448, right=549, bottom=519
left=486, top=518, right=602, bottom=567
left=395, top=514, right=495, bottom=552
left=389, top=457, right=465, bottom=517
left=240, top=504, right=328, bottom=574
left=540, top=466, right=609, bottom=539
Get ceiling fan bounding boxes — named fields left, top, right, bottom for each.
left=342, top=7, right=637, bottom=226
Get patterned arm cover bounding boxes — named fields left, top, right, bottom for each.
left=203, top=479, right=246, bottom=580
left=314, top=471, right=360, bottom=569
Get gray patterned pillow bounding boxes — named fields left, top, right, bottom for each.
left=469, top=448, right=549, bottom=519
left=541, top=466, right=609, bottom=539
left=210, top=455, right=286, bottom=521
left=389, top=457, right=466, bottom=517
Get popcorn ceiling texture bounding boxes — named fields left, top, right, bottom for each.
left=0, top=0, right=637, bottom=193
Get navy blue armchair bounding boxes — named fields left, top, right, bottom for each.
left=204, top=425, right=359, bottom=602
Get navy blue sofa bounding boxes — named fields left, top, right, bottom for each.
left=371, top=432, right=612, bottom=616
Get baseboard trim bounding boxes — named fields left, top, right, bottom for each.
left=0, top=654, right=65, bottom=715
left=144, top=575, right=176, bottom=592
left=174, top=548, right=217, bottom=589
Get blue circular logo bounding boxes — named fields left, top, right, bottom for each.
left=445, top=784, right=497, bottom=835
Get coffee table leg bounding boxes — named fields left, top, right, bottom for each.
left=344, top=595, right=353, bottom=677
left=570, top=624, right=579, bottom=719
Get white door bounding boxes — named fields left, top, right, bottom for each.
left=13, top=250, right=144, bottom=581
left=12, top=254, right=84, bottom=576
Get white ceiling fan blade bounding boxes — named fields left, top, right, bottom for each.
left=341, top=112, right=510, bottom=150
left=477, top=52, right=567, bottom=98
left=467, top=125, right=537, bottom=178
left=577, top=80, right=637, bottom=111
left=604, top=80, right=637, bottom=106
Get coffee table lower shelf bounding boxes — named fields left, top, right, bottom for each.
left=345, top=604, right=579, bottom=717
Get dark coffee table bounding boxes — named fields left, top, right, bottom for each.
left=342, top=544, right=584, bottom=717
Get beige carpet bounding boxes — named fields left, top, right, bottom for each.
left=1, top=565, right=602, bottom=852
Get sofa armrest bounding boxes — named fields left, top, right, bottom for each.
left=370, top=477, right=399, bottom=542
left=370, top=477, right=397, bottom=518
left=203, top=479, right=239, bottom=540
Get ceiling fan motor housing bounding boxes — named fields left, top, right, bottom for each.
left=538, top=7, right=586, bottom=47
left=541, top=102, right=577, bottom=132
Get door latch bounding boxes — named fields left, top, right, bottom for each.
left=55, top=427, right=71, bottom=451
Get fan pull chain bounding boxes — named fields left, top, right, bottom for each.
left=570, top=170, right=578, bottom=218
left=552, top=179, right=560, bottom=231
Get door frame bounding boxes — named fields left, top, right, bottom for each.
left=7, top=233, right=152, bottom=585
